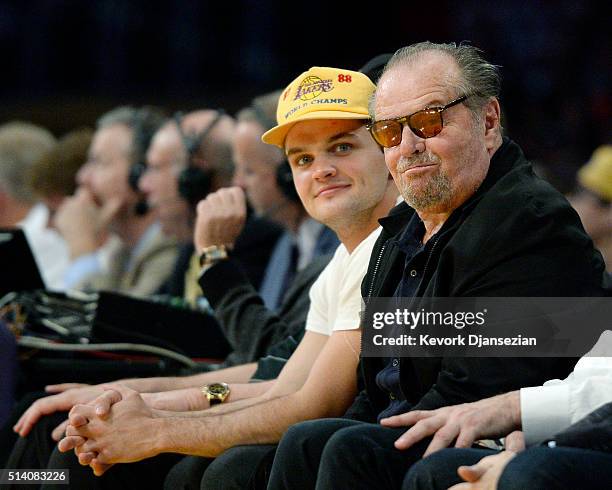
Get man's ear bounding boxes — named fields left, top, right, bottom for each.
left=483, top=98, right=502, bottom=151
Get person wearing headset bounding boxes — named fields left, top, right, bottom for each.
left=55, top=106, right=178, bottom=297
left=139, top=108, right=283, bottom=303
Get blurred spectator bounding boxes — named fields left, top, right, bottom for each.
left=233, top=92, right=290, bottom=222
left=140, top=109, right=235, bottom=244
left=57, top=106, right=178, bottom=296
left=0, top=121, right=69, bottom=290
left=142, top=109, right=283, bottom=303
left=28, top=127, right=93, bottom=230
left=569, top=145, right=612, bottom=270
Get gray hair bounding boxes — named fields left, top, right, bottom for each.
left=97, top=106, right=167, bottom=165
left=0, top=121, right=56, bottom=203
left=237, top=90, right=283, bottom=131
left=96, top=106, right=139, bottom=131
left=372, top=41, right=502, bottom=121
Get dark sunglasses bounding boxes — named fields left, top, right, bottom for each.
left=368, top=95, right=470, bottom=148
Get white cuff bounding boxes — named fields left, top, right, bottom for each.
left=520, top=384, right=571, bottom=446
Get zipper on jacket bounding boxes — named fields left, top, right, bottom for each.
left=360, top=240, right=388, bottom=405
left=366, top=242, right=387, bottom=300
left=419, top=235, right=440, bottom=291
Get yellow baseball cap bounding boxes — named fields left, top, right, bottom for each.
left=262, top=66, right=375, bottom=148
left=578, top=145, right=612, bottom=201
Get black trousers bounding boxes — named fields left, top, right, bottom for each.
left=43, top=445, right=276, bottom=490
left=198, top=445, right=277, bottom=490
left=1, top=391, right=48, bottom=467
left=44, top=446, right=182, bottom=490
left=3, top=411, right=65, bottom=490
left=42, top=440, right=276, bottom=490
left=404, top=445, right=612, bottom=490
left=267, top=418, right=431, bottom=490
left=163, top=445, right=276, bottom=490
left=164, top=455, right=212, bottom=490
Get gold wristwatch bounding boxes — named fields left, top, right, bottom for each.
left=199, top=245, right=229, bottom=267
left=202, top=382, right=230, bottom=405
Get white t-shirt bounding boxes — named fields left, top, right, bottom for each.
left=305, top=227, right=381, bottom=336
left=520, top=330, right=612, bottom=445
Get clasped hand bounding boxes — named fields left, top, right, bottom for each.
left=58, top=385, right=157, bottom=476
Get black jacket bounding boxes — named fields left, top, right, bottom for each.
left=200, top=254, right=331, bottom=367
left=552, top=401, right=612, bottom=453
left=351, top=138, right=606, bottom=421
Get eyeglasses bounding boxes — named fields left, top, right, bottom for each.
left=368, top=95, right=470, bottom=148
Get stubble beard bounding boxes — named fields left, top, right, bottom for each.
left=395, top=151, right=452, bottom=210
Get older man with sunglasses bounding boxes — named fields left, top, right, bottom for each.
left=267, top=41, right=605, bottom=489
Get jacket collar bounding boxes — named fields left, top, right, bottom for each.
left=471, top=137, right=526, bottom=200
left=378, top=201, right=415, bottom=236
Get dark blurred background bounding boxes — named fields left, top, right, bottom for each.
left=0, top=0, right=610, bottom=189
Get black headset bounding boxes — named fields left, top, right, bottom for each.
left=173, top=110, right=225, bottom=208
left=251, top=102, right=300, bottom=203
left=275, top=160, right=299, bottom=202
left=128, top=107, right=166, bottom=215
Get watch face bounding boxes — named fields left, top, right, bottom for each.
left=208, top=383, right=228, bottom=395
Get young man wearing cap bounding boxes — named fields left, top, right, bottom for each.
left=49, top=66, right=398, bottom=489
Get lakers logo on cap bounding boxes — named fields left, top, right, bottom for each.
left=293, top=76, right=334, bottom=101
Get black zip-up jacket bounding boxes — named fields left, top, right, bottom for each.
left=348, top=138, right=606, bottom=421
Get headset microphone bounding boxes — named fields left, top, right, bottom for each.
left=276, top=160, right=300, bottom=203
left=128, top=160, right=149, bottom=215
